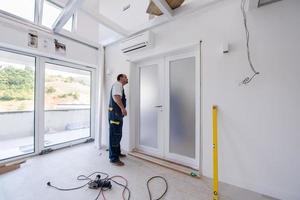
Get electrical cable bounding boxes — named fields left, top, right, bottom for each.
left=109, top=175, right=131, bottom=200
left=47, top=172, right=113, bottom=200
left=146, top=176, right=168, bottom=200
left=47, top=172, right=168, bottom=200
left=240, top=0, right=260, bottom=85
left=47, top=181, right=90, bottom=191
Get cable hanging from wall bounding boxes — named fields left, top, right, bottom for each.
left=240, top=0, right=260, bottom=85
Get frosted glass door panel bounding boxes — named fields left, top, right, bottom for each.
left=169, top=57, right=195, bottom=158
left=139, top=65, right=159, bottom=148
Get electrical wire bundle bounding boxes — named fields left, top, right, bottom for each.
left=240, top=0, right=260, bottom=85
left=46, top=172, right=168, bottom=200
left=47, top=172, right=130, bottom=200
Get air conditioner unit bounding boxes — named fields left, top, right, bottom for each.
left=120, top=31, right=154, bottom=53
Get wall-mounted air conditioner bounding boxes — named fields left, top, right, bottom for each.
left=120, top=31, right=154, bottom=53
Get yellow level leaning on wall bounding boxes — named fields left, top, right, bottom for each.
left=212, top=105, right=218, bottom=200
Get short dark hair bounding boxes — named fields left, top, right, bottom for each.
left=117, top=74, right=124, bottom=81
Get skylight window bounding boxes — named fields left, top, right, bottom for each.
left=42, top=0, right=73, bottom=32
left=0, top=0, right=35, bottom=22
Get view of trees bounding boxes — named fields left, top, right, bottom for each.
left=0, top=66, right=34, bottom=101
left=0, top=65, right=90, bottom=112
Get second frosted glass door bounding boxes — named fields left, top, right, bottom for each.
left=169, top=57, right=196, bottom=158
left=165, top=52, right=200, bottom=168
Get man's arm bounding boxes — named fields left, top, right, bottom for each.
left=113, top=95, right=127, bottom=116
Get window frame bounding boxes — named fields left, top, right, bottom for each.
left=43, top=61, right=93, bottom=148
left=0, top=0, right=75, bottom=32
left=0, top=47, right=37, bottom=162
left=40, top=0, right=75, bottom=32
left=0, top=47, right=96, bottom=165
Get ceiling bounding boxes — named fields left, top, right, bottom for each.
left=98, top=0, right=218, bottom=45
left=53, top=0, right=220, bottom=46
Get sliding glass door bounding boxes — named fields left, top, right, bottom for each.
left=0, top=48, right=95, bottom=162
left=44, top=62, right=92, bottom=147
left=0, top=50, right=36, bottom=161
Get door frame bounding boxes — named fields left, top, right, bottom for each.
left=39, top=58, right=96, bottom=151
left=0, top=46, right=98, bottom=164
left=130, top=44, right=201, bottom=170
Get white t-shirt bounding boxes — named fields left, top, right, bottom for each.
left=112, top=81, right=123, bottom=97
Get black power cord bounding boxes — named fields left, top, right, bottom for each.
left=47, top=172, right=168, bottom=200
left=147, top=176, right=168, bottom=200
left=47, top=172, right=129, bottom=200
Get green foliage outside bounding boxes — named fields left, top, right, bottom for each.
left=58, top=92, right=79, bottom=100
left=46, top=86, right=56, bottom=94
left=0, top=66, right=34, bottom=101
left=0, top=66, right=87, bottom=109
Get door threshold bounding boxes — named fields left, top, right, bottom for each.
left=129, top=150, right=200, bottom=178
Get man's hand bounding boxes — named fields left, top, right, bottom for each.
left=121, top=108, right=127, bottom=116
left=113, top=95, right=127, bottom=116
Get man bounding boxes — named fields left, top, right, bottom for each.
left=108, top=74, right=128, bottom=166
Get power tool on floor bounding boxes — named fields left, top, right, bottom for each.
left=88, top=175, right=112, bottom=189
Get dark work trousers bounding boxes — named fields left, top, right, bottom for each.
left=108, top=111, right=123, bottom=162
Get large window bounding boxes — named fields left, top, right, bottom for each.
left=42, top=0, right=73, bottom=32
left=0, top=0, right=35, bottom=21
left=0, top=50, right=36, bottom=161
left=44, top=63, right=91, bottom=147
left=0, top=0, right=74, bottom=32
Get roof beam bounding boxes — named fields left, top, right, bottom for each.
left=129, top=0, right=224, bottom=37
left=52, top=0, right=85, bottom=32
left=151, top=0, right=173, bottom=18
left=34, top=0, right=43, bottom=24
left=80, top=6, right=129, bottom=36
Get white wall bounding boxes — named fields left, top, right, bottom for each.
left=0, top=0, right=99, bottom=68
left=76, top=10, right=99, bottom=44
left=0, top=20, right=98, bottom=67
left=53, top=0, right=99, bottom=44
left=101, top=46, right=130, bottom=148
left=103, top=0, right=300, bottom=199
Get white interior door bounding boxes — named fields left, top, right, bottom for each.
left=164, top=52, right=200, bottom=169
left=135, top=49, right=200, bottom=169
left=137, top=59, right=164, bottom=157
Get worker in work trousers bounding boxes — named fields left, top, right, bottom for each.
left=108, top=74, right=128, bottom=166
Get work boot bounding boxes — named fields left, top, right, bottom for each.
left=110, top=160, right=124, bottom=166
left=119, top=153, right=127, bottom=158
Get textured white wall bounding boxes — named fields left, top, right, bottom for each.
left=103, top=0, right=300, bottom=199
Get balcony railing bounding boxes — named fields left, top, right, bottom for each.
left=0, top=108, right=90, bottom=160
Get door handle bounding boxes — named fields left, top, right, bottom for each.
left=154, top=105, right=163, bottom=108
